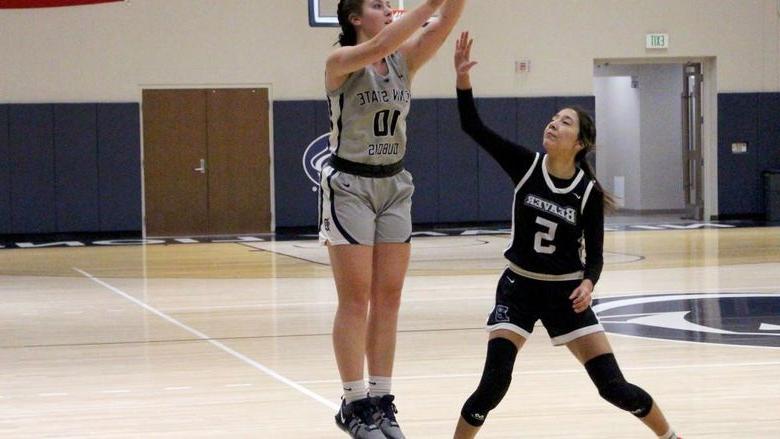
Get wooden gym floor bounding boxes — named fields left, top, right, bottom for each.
left=1, top=225, right=779, bottom=438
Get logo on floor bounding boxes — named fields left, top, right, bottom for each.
left=593, top=293, right=780, bottom=348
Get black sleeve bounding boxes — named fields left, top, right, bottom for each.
left=457, top=88, right=536, bottom=184
left=582, top=188, right=604, bottom=285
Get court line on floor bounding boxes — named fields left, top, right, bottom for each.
left=296, top=360, right=780, bottom=384
left=72, top=267, right=338, bottom=411
left=245, top=244, right=643, bottom=267
left=0, top=326, right=490, bottom=349
left=161, top=285, right=780, bottom=313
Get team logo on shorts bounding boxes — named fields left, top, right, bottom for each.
left=303, top=133, right=331, bottom=191
left=494, top=305, right=510, bottom=323
left=592, top=293, right=780, bottom=348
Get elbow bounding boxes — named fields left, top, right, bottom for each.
left=459, top=120, right=472, bottom=134
left=460, top=119, right=477, bottom=136
left=437, top=0, right=466, bottom=28
left=589, top=257, right=604, bottom=269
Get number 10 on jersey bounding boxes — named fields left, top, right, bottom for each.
left=374, top=110, right=401, bottom=137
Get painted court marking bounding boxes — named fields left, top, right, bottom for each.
left=296, top=360, right=780, bottom=384
left=72, top=267, right=338, bottom=411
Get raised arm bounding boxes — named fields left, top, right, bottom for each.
left=454, top=32, right=536, bottom=182
left=398, top=0, right=466, bottom=77
left=326, top=0, right=444, bottom=91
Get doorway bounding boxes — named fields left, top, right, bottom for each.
left=682, top=63, right=704, bottom=220
left=593, top=59, right=713, bottom=220
left=142, top=88, right=271, bottom=237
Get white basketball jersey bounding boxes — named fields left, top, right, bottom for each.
left=326, top=52, right=411, bottom=166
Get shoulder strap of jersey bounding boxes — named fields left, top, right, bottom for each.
left=581, top=180, right=596, bottom=214
left=514, top=152, right=540, bottom=192
left=388, top=51, right=409, bottom=82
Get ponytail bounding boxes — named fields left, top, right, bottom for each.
left=336, top=0, right=363, bottom=46
left=576, top=149, right=617, bottom=213
left=568, top=106, right=617, bottom=213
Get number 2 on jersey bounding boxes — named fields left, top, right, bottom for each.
left=374, top=109, right=401, bottom=137
left=534, top=216, right=557, bottom=254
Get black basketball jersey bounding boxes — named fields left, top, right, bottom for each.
left=457, top=87, right=604, bottom=284
left=505, top=153, right=595, bottom=280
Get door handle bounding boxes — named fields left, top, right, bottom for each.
left=194, top=158, right=206, bottom=174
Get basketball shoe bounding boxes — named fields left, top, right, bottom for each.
left=335, top=397, right=385, bottom=438
left=372, top=394, right=405, bottom=439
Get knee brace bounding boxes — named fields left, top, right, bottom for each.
left=461, top=337, right=518, bottom=427
left=585, top=353, right=654, bottom=418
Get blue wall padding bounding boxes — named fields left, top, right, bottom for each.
left=272, top=100, right=321, bottom=228
left=516, top=97, right=557, bottom=153
left=405, top=99, right=439, bottom=224
left=436, top=99, right=479, bottom=222
left=1, top=103, right=139, bottom=235
left=54, top=104, right=99, bottom=232
left=718, top=93, right=762, bottom=216
left=0, top=105, right=10, bottom=234
left=9, top=105, right=56, bottom=233
left=717, top=93, right=780, bottom=217
left=15, top=92, right=779, bottom=233
left=758, top=94, right=780, bottom=174
left=97, top=103, right=141, bottom=231
left=475, top=97, right=518, bottom=222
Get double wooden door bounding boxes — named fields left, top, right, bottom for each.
left=142, top=88, right=271, bottom=237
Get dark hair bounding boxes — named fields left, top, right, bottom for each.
left=336, top=0, right=364, bottom=46
left=566, top=106, right=617, bottom=212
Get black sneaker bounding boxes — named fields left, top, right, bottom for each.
left=372, top=395, right=406, bottom=439
left=335, top=397, right=386, bottom=438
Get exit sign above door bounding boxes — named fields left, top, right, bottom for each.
left=646, top=33, right=669, bottom=49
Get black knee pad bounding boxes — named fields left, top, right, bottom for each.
left=461, top=337, right=518, bottom=427
left=585, top=353, right=653, bottom=418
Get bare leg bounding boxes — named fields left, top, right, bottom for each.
left=567, top=332, right=672, bottom=436
left=329, top=244, right=375, bottom=384
left=453, top=330, right=527, bottom=439
left=366, top=243, right=410, bottom=378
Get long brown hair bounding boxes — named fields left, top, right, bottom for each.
left=336, top=0, right=364, bottom=46
left=566, top=106, right=617, bottom=212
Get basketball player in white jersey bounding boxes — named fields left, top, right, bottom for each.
left=451, top=32, right=682, bottom=439
left=321, top=1, right=466, bottom=438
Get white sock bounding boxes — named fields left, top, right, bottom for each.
left=368, top=376, right=392, bottom=397
left=659, top=429, right=678, bottom=439
left=342, top=380, right=367, bottom=403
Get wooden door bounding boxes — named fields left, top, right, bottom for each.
left=142, top=88, right=271, bottom=237
left=142, top=89, right=209, bottom=236
left=206, top=88, right=271, bottom=234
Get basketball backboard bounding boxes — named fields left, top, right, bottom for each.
left=309, top=0, right=429, bottom=27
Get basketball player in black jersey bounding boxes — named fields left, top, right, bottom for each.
left=451, top=32, right=682, bottom=439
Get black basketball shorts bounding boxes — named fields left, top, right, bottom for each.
left=485, top=268, right=604, bottom=346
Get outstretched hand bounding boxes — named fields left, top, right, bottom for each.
left=454, top=31, right=477, bottom=76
